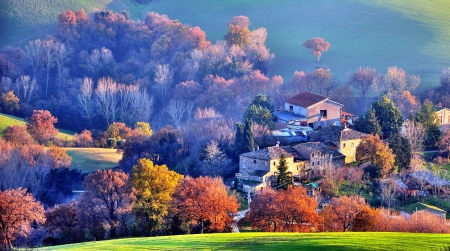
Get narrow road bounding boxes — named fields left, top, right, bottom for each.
left=232, top=209, right=249, bottom=233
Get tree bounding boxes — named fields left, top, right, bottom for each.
left=200, top=140, right=232, bottom=177
left=131, top=158, right=183, bottom=235
left=354, top=107, right=382, bottom=136
left=415, top=100, right=441, bottom=148
left=80, top=169, right=136, bottom=238
left=370, top=95, right=403, bottom=138
left=134, top=122, right=153, bottom=138
left=349, top=67, right=379, bottom=111
left=107, top=122, right=132, bottom=140
left=154, top=64, right=173, bottom=102
left=96, top=77, right=119, bottom=127
left=352, top=206, right=378, bottom=232
left=384, top=66, right=420, bottom=95
left=0, top=188, right=45, bottom=250
left=13, top=75, right=37, bottom=104
left=309, top=68, right=332, bottom=96
left=170, top=176, right=239, bottom=233
left=44, top=201, right=78, bottom=245
left=48, top=145, right=72, bottom=168
left=246, top=189, right=279, bottom=231
left=74, top=129, right=93, bottom=147
left=302, top=37, right=330, bottom=64
left=234, top=122, right=245, bottom=156
left=166, top=99, right=186, bottom=129
left=1, top=91, right=19, bottom=114
left=320, top=195, right=367, bottom=232
left=356, top=134, right=396, bottom=178
left=244, top=94, right=274, bottom=128
left=224, top=16, right=251, bottom=47
left=2, top=125, right=34, bottom=146
left=77, top=77, right=96, bottom=128
left=388, top=133, right=411, bottom=172
left=388, top=91, right=421, bottom=119
left=243, top=119, right=254, bottom=152
left=275, top=154, right=291, bottom=190
left=24, top=39, right=44, bottom=80
left=402, top=120, right=426, bottom=152
left=26, top=110, right=58, bottom=144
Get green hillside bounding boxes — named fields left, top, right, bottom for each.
left=65, top=147, right=122, bottom=172
left=38, top=232, right=450, bottom=251
left=2, top=0, right=450, bottom=88
left=0, top=113, right=74, bottom=140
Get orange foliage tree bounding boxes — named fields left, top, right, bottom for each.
left=170, top=176, right=239, bottom=233
left=2, top=125, right=34, bottom=147
left=26, top=110, right=58, bottom=144
left=303, top=37, right=330, bottom=64
left=0, top=188, right=45, bottom=250
left=320, top=195, right=368, bottom=232
left=247, top=187, right=318, bottom=232
left=356, top=134, right=396, bottom=178
left=80, top=169, right=136, bottom=238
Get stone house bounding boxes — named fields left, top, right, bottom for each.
left=315, top=125, right=368, bottom=163
left=292, top=142, right=345, bottom=178
left=235, top=146, right=306, bottom=193
left=273, top=91, right=343, bottom=129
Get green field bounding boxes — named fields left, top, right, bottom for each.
left=2, top=0, right=450, bottom=88
left=65, top=147, right=122, bottom=172
left=38, top=232, right=450, bottom=251
left=0, top=113, right=74, bottom=140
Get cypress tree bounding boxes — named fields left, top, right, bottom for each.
left=243, top=119, right=254, bottom=153
left=234, top=122, right=245, bottom=156
left=276, top=154, right=291, bottom=190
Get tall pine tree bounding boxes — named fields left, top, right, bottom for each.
left=275, top=154, right=292, bottom=190
left=243, top=119, right=254, bottom=153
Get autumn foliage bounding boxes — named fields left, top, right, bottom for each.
left=356, top=134, right=395, bottom=178
left=0, top=188, right=45, bottom=250
left=26, top=110, right=58, bottom=144
left=303, top=37, right=330, bottom=64
left=247, top=186, right=318, bottom=232
left=170, top=176, right=239, bottom=233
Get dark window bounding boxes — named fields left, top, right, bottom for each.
left=273, top=161, right=276, bottom=165
left=343, top=143, right=346, bottom=148
left=312, top=162, right=314, bottom=166
left=312, top=153, right=315, bottom=157
left=320, top=110, right=327, bottom=118
left=289, top=105, right=294, bottom=112
left=253, top=160, right=256, bottom=164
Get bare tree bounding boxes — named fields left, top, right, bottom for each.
left=13, top=75, right=37, bottom=104
left=82, top=47, right=117, bottom=79
left=1, top=76, right=13, bottom=93
left=117, top=84, right=138, bottom=123
left=384, top=66, right=420, bottom=95
left=380, top=180, right=397, bottom=210
left=24, top=39, right=45, bottom=80
left=185, top=101, right=194, bottom=122
left=194, top=107, right=222, bottom=120
left=402, top=120, right=426, bottom=153
left=201, top=140, right=232, bottom=177
left=166, top=99, right=186, bottom=128
left=96, top=77, right=118, bottom=127
left=349, top=67, right=379, bottom=111
left=77, top=77, right=96, bottom=128
left=53, top=41, right=68, bottom=89
left=129, top=89, right=154, bottom=124
left=42, top=38, right=55, bottom=96
left=154, top=64, right=173, bottom=102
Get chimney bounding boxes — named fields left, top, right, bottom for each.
left=276, top=141, right=280, bottom=147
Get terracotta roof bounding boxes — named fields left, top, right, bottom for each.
left=285, top=91, right=328, bottom=107
left=240, top=146, right=294, bottom=160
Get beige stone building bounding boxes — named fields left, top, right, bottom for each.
left=435, top=107, right=450, bottom=126
left=315, top=125, right=368, bottom=163
left=273, top=91, right=343, bottom=129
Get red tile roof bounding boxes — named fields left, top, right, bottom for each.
left=285, top=91, right=328, bottom=107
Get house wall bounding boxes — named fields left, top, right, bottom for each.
left=436, top=109, right=450, bottom=126
left=239, top=156, right=270, bottom=174
left=285, top=102, right=307, bottom=116
left=340, top=138, right=362, bottom=163
left=307, top=100, right=341, bottom=127
left=294, top=148, right=339, bottom=176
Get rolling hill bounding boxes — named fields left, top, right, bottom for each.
left=2, top=0, right=450, bottom=88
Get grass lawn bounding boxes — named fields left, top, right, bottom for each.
left=38, top=232, right=450, bottom=251
left=0, top=113, right=74, bottom=140
left=65, top=147, right=122, bottom=173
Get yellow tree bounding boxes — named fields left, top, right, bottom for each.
left=131, top=158, right=183, bottom=235
left=1, top=91, right=19, bottom=114
left=133, top=122, right=153, bottom=138
left=356, top=134, right=395, bottom=178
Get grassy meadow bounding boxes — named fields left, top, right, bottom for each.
left=0, top=113, right=74, bottom=140
left=3, top=0, right=450, bottom=88
left=38, top=232, right=450, bottom=251
left=65, top=147, right=122, bottom=172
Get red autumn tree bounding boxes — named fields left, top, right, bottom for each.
left=106, top=122, right=132, bottom=140
left=80, top=169, right=136, bottom=238
left=0, top=188, right=45, bottom=250
left=26, top=110, right=58, bottom=144
left=2, top=125, right=34, bottom=147
left=170, top=176, right=239, bottom=233
left=247, top=187, right=318, bottom=232
left=302, top=37, right=330, bottom=64
left=44, top=201, right=78, bottom=244
left=320, top=195, right=367, bottom=232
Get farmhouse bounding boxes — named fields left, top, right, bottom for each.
left=273, top=91, right=343, bottom=129
left=235, top=146, right=306, bottom=193
left=314, top=125, right=368, bottom=163
left=435, top=106, right=450, bottom=127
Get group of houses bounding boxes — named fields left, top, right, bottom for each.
left=235, top=91, right=367, bottom=192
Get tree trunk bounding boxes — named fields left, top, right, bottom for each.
left=200, top=219, right=204, bottom=234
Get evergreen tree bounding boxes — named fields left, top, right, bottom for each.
left=388, top=133, right=412, bottom=172
left=355, top=107, right=382, bottom=136
left=244, top=94, right=275, bottom=128
left=275, top=154, right=291, bottom=190
left=234, top=122, right=245, bottom=156
left=415, top=101, right=441, bottom=148
left=371, top=95, right=403, bottom=138
left=243, top=119, right=254, bottom=153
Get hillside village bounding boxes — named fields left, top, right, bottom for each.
left=3, top=2, right=450, bottom=250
